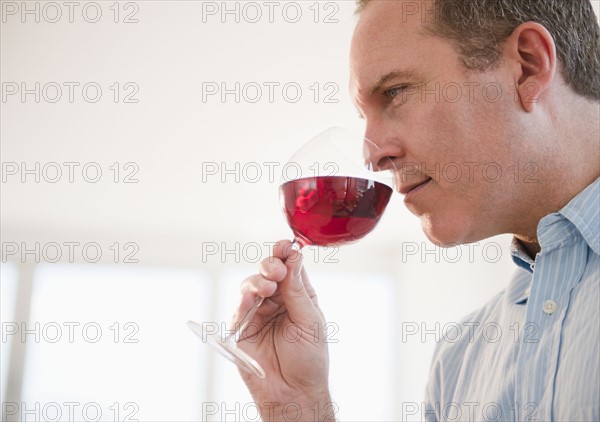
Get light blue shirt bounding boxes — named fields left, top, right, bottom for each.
left=424, top=178, right=599, bottom=422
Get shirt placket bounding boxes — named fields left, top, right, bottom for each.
left=513, top=237, right=587, bottom=421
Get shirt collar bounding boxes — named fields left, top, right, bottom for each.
left=509, top=238, right=533, bottom=304
left=557, top=177, right=600, bottom=256
left=508, top=177, right=599, bottom=304
left=509, top=177, right=599, bottom=260
left=510, top=237, right=535, bottom=274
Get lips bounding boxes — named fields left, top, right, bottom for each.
left=398, top=177, right=432, bottom=195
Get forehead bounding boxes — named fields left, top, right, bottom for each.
left=354, top=0, right=432, bottom=40
left=350, top=0, right=445, bottom=95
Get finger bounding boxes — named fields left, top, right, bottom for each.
left=232, top=289, right=284, bottom=336
left=298, top=266, right=319, bottom=303
left=240, top=274, right=279, bottom=298
left=271, top=240, right=316, bottom=300
left=272, top=241, right=322, bottom=327
left=237, top=275, right=283, bottom=326
left=238, top=240, right=299, bottom=300
left=271, top=239, right=302, bottom=262
left=258, top=256, right=287, bottom=282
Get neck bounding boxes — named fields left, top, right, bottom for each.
left=513, top=96, right=599, bottom=259
left=515, top=235, right=541, bottom=259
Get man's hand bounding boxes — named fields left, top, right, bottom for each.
left=234, top=240, right=336, bottom=422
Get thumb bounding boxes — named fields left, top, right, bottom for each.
left=279, top=246, right=321, bottom=327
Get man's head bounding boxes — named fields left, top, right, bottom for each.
left=355, top=0, right=600, bottom=101
left=351, top=0, right=600, bottom=247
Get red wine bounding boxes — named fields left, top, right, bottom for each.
left=280, top=176, right=393, bottom=247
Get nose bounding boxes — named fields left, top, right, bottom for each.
left=363, top=123, right=405, bottom=171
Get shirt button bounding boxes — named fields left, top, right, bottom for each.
left=543, top=300, right=558, bottom=315
left=525, top=288, right=531, bottom=297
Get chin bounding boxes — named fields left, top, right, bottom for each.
left=419, top=213, right=472, bottom=247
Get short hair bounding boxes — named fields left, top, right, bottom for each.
left=356, top=0, right=600, bottom=101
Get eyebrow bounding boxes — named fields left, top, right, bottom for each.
left=354, top=69, right=423, bottom=119
left=368, top=69, right=422, bottom=96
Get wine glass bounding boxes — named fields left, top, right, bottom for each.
left=187, top=127, right=396, bottom=378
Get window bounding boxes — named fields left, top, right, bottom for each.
left=1, top=262, right=19, bottom=405
left=17, top=264, right=211, bottom=421
left=2, top=235, right=512, bottom=421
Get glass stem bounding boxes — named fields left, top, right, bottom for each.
left=229, top=238, right=303, bottom=344
left=230, top=295, right=264, bottom=343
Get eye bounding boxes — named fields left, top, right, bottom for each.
left=384, top=85, right=408, bottom=100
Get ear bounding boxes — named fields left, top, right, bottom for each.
left=504, top=22, right=557, bottom=112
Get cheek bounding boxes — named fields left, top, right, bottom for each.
left=401, top=80, right=528, bottom=243
left=412, top=99, right=476, bottom=162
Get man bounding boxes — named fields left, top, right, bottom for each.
left=234, top=1, right=599, bottom=420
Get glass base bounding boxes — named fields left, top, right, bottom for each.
left=187, top=320, right=266, bottom=379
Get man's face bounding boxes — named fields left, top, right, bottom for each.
left=351, top=1, right=537, bottom=246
